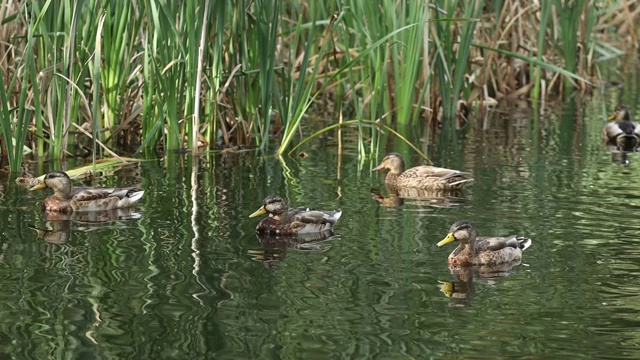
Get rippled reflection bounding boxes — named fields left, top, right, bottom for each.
left=439, top=260, right=525, bottom=307
left=372, top=184, right=467, bottom=208
left=30, top=209, right=142, bottom=244
left=248, top=232, right=338, bottom=268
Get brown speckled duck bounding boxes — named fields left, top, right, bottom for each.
left=603, top=105, right=640, bottom=151
left=30, top=171, right=145, bottom=213
left=249, top=195, right=342, bottom=235
left=437, top=220, right=532, bottom=266
left=372, top=153, right=473, bottom=190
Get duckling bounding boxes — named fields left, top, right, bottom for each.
left=30, top=171, right=144, bottom=213
left=603, top=105, right=640, bottom=151
left=249, top=195, right=341, bottom=235
left=437, top=220, right=532, bottom=266
left=372, top=153, right=473, bottom=190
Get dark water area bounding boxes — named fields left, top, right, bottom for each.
left=2, top=99, right=640, bottom=358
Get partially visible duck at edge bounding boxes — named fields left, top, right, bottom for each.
left=604, top=104, right=640, bottom=152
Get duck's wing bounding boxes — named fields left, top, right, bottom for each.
left=70, top=187, right=145, bottom=211
left=406, top=166, right=472, bottom=180
left=290, top=208, right=342, bottom=225
left=72, top=187, right=143, bottom=201
left=604, top=122, right=623, bottom=140
left=476, top=236, right=532, bottom=252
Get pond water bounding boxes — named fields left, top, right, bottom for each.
left=2, top=100, right=640, bottom=359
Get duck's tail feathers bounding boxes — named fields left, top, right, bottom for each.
left=128, top=190, right=145, bottom=203
left=449, top=178, right=474, bottom=188
left=616, top=134, right=639, bottom=151
left=516, top=236, right=532, bottom=251
left=324, top=210, right=342, bottom=224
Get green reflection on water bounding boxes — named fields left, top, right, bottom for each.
left=1, top=100, right=640, bottom=358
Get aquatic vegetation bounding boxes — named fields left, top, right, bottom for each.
left=0, top=0, right=633, bottom=171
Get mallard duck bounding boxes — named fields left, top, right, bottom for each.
left=372, top=153, right=473, bottom=190
left=437, top=220, right=532, bottom=266
left=249, top=195, right=342, bottom=235
left=30, top=171, right=145, bottom=213
left=603, top=105, right=640, bottom=151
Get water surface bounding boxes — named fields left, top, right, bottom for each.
left=2, top=101, right=640, bottom=359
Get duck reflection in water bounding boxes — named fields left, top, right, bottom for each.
left=608, top=147, right=630, bottom=165
left=371, top=185, right=466, bottom=208
left=248, top=230, right=338, bottom=269
left=439, top=260, right=524, bottom=307
left=30, top=208, right=142, bottom=244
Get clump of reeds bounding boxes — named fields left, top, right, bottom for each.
left=0, top=0, right=635, bottom=172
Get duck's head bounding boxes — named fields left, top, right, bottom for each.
left=609, top=105, right=631, bottom=122
left=29, top=171, right=72, bottom=196
left=249, top=195, right=288, bottom=218
left=437, top=220, right=477, bottom=247
left=372, top=152, right=405, bottom=175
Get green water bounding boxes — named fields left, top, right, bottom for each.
left=3, top=102, right=640, bottom=359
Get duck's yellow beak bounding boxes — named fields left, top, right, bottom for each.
left=372, top=163, right=385, bottom=172
left=249, top=206, right=267, bottom=218
left=437, top=233, right=455, bottom=247
left=29, top=182, right=47, bottom=191
left=608, top=113, right=616, bottom=121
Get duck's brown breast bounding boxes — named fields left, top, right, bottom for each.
left=42, top=196, right=73, bottom=214
left=256, top=217, right=298, bottom=235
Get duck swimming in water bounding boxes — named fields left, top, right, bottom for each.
left=30, top=171, right=144, bottom=213
left=249, top=195, right=342, bottom=235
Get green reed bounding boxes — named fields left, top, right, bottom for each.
left=432, top=0, right=481, bottom=121
left=390, top=1, right=428, bottom=125
left=276, top=3, right=331, bottom=156
left=254, top=0, right=280, bottom=151
left=530, top=0, right=552, bottom=101
left=556, top=0, right=595, bottom=92
left=0, top=4, right=41, bottom=173
left=100, top=0, right=136, bottom=142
